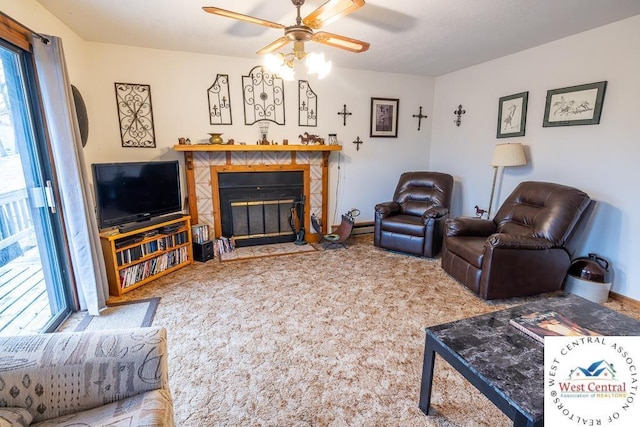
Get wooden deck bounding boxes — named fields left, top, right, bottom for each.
left=0, top=246, right=52, bottom=335
left=1, top=180, right=53, bottom=335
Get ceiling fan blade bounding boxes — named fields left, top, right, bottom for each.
left=202, top=7, right=285, bottom=30
left=303, top=0, right=365, bottom=30
left=257, top=37, right=291, bottom=55
left=312, top=32, right=370, bottom=53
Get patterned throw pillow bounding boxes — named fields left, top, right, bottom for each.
left=0, top=407, right=33, bottom=427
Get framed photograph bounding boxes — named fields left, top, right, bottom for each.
left=370, top=97, right=399, bottom=138
left=497, top=91, right=528, bottom=138
left=543, top=81, right=607, bottom=127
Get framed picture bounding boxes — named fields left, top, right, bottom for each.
left=370, top=97, right=399, bottom=138
left=543, top=81, right=607, bottom=127
left=497, top=91, right=528, bottom=138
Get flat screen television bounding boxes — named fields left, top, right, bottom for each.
left=92, top=160, right=182, bottom=230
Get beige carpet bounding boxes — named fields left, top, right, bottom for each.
left=105, top=235, right=640, bottom=426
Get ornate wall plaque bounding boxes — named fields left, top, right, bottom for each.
left=208, top=74, right=232, bottom=125
left=298, top=80, right=317, bottom=127
left=114, top=83, right=156, bottom=147
left=242, top=66, right=285, bottom=125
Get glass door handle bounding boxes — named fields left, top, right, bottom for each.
left=28, top=180, right=57, bottom=214
left=45, top=180, right=57, bottom=214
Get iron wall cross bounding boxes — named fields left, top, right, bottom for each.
left=353, top=136, right=363, bottom=151
left=453, top=104, right=466, bottom=127
left=412, top=106, right=428, bottom=130
left=337, top=104, right=352, bottom=126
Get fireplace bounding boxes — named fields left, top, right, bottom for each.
left=174, top=145, right=339, bottom=246
left=218, top=171, right=304, bottom=247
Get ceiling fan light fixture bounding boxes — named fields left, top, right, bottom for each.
left=264, top=53, right=296, bottom=81
left=204, top=0, right=370, bottom=76
left=305, top=52, right=332, bottom=79
left=279, top=66, right=296, bottom=81
left=264, top=48, right=331, bottom=80
left=264, top=52, right=285, bottom=68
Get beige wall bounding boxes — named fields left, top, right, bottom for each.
left=0, top=0, right=90, bottom=95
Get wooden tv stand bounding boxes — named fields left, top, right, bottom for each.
left=99, top=215, right=193, bottom=296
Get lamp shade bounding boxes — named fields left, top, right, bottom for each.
left=491, top=143, right=527, bottom=167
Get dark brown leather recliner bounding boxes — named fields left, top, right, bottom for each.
left=374, top=172, right=453, bottom=257
left=441, top=181, right=592, bottom=300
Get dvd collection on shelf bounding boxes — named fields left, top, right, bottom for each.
left=119, top=246, right=189, bottom=288
left=191, top=224, right=210, bottom=244
left=116, top=231, right=189, bottom=266
left=214, top=236, right=234, bottom=256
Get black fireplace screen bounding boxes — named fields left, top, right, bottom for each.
left=218, top=171, right=304, bottom=247
left=230, top=199, right=294, bottom=239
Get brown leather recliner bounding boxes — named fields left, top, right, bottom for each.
left=441, top=181, right=592, bottom=300
left=374, top=172, right=453, bottom=257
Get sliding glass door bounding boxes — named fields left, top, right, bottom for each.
left=0, top=40, right=72, bottom=334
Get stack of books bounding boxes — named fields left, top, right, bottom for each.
left=118, top=246, right=189, bottom=288
left=509, top=310, right=599, bottom=343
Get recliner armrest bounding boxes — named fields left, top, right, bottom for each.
left=445, top=217, right=496, bottom=237
left=375, top=201, right=400, bottom=219
left=486, top=233, right=554, bottom=250
left=422, top=207, right=449, bottom=221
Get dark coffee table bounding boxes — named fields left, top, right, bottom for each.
left=419, top=293, right=640, bottom=426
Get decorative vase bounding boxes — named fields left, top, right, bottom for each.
left=208, top=133, right=224, bottom=144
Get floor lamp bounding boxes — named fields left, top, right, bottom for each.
left=488, top=143, right=527, bottom=218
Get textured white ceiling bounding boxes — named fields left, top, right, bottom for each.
left=36, top=0, right=640, bottom=76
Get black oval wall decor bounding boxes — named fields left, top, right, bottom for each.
left=71, top=84, right=89, bottom=147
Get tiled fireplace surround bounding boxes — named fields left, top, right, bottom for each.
left=179, top=147, right=338, bottom=241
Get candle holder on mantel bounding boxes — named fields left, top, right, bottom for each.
left=258, top=121, right=270, bottom=145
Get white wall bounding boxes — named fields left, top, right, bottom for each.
left=82, top=44, right=434, bottom=225
left=430, top=15, right=640, bottom=299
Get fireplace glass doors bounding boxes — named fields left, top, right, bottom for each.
left=218, top=171, right=304, bottom=247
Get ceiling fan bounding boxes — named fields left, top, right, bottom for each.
left=203, top=0, right=371, bottom=56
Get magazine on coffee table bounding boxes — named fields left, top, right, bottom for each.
left=509, top=310, right=600, bottom=343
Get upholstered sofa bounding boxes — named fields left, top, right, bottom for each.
left=374, top=171, right=453, bottom=257
left=0, top=327, right=174, bottom=426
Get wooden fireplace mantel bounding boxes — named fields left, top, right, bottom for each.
left=173, top=144, right=342, bottom=153
left=173, top=144, right=341, bottom=239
